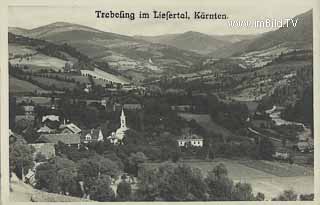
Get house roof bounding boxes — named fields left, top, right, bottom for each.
left=178, top=134, right=203, bottom=141
left=24, top=105, right=35, bottom=112
left=37, top=133, right=80, bottom=145
left=60, top=123, right=82, bottom=134
left=42, top=115, right=60, bottom=122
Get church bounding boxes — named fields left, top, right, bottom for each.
left=107, top=108, right=128, bottom=145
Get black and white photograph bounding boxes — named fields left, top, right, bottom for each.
left=1, top=0, right=319, bottom=203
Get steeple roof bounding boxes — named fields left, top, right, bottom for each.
left=121, top=107, right=125, bottom=117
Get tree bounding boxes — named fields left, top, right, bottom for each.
left=205, top=164, right=233, bottom=200
left=212, top=163, right=228, bottom=179
left=55, top=157, right=78, bottom=195
left=164, top=165, right=207, bottom=201
left=231, top=182, right=255, bottom=201
left=93, top=155, right=121, bottom=178
left=272, top=190, right=298, bottom=201
left=89, top=175, right=115, bottom=201
left=300, top=193, right=314, bottom=201
left=35, top=162, right=60, bottom=193
left=258, top=137, right=275, bottom=160
left=117, top=181, right=132, bottom=201
left=77, top=158, right=99, bottom=179
left=78, top=155, right=121, bottom=180
left=127, top=152, right=147, bottom=176
left=136, top=163, right=208, bottom=201
left=34, top=152, right=47, bottom=163
left=9, top=141, right=35, bottom=179
left=255, top=192, right=265, bottom=201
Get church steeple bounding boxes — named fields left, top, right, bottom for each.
left=120, top=108, right=126, bottom=129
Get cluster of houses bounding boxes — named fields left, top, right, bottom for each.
left=10, top=104, right=132, bottom=186
left=34, top=109, right=129, bottom=149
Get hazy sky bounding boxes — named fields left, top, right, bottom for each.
left=8, top=0, right=315, bottom=36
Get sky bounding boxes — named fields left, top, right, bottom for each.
left=8, top=0, right=315, bottom=36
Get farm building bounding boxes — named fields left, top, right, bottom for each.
left=80, top=68, right=128, bottom=85
left=81, top=128, right=104, bottom=144
left=36, top=133, right=81, bottom=148
left=177, top=134, right=204, bottom=147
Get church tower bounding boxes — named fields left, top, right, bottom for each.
left=120, top=108, right=127, bottom=129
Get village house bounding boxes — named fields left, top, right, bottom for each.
left=15, top=105, right=36, bottom=122
left=24, top=105, right=35, bottom=116
left=84, top=83, right=92, bottom=93
left=36, top=133, right=81, bottom=148
left=272, top=150, right=290, bottom=160
left=25, top=162, right=44, bottom=186
left=177, top=134, right=204, bottom=147
left=81, top=128, right=104, bottom=144
left=37, top=114, right=61, bottom=133
left=296, top=140, right=314, bottom=152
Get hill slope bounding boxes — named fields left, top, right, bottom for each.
left=9, top=22, right=203, bottom=77
left=134, top=31, right=256, bottom=55
left=210, top=9, right=312, bottom=58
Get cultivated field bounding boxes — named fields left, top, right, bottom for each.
left=32, top=76, right=77, bottom=90
left=9, top=77, right=49, bottom=94
left=9, top=53, right=68, bottom=72
left=43, top=73, right=111, bottom=86
left=9, top=44, right=37, bottom=57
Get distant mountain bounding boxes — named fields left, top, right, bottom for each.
left=8, top=27, right=29, bottom=36
left=134, top=31, right=256, bottom=55
left=9, top=22, right=203, bottom=77
left=9, top=22, right=133, bottom=41
left=211, top=9, right=313, bottom=58
left=10, top=22, right=101, bottom=38
left=212, top=34, right=257, bottom=43
left=246, top=9, right=312, bottom=52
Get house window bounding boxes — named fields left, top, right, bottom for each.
left=86, top=135, right=92, bottom=141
